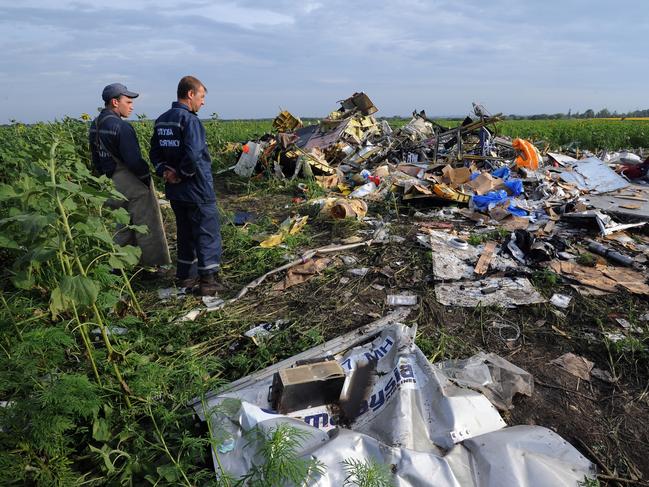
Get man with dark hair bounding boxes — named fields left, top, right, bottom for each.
left=89, top=83, right=171, bottom=270
left=150, top=76, right=222, bottom=296
left=177, top=75, right=207, bottom=99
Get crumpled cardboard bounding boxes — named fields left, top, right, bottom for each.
left=469, top=173, right=504, bottom=195
left=442, top=165, right=472, bottom=186
left=550, top=353, right=594, bottom=381
left=549, top=260, right=649, bottom=295
left=273, top=257, right=332, bottom=291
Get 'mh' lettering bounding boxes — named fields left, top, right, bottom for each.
left=379, top=337, right=394, bottom=355
left=363, top=336, right=395, bottom=363
left=304, top=413, right=329, bottom=428
left=364, top=348, right=384, bottom=362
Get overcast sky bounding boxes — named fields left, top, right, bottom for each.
left=0, top=0, right=647, bottom=122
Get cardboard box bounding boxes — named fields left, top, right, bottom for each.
left=271, top=361, right=346, bottom=414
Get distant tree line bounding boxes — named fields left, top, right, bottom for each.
left=506, top=108, right=649, bottom=120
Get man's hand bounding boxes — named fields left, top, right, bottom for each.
left=163, top=168, right=181, bottom=184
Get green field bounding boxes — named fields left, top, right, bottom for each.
left=388, top=118, right=649, bottom=152
left=212, top=117, right=649, bottom=152
left=4, top=117, right=648, bottom=179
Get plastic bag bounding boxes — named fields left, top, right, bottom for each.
left=472, top=190, right=527, bottom=216
left=472, top=190, right=508, bottom=210
left=436, top=351, right=533, bottom=410
left=504, top=179, right=524, bottom=196
left=506, top=204, right=527, bottom=217
left=491, top=167, right=510, bottom=180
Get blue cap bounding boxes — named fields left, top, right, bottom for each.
left=102, top=83, right=139, bottom=102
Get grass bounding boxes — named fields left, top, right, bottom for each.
left=467, top=229, right=509, bottom=246
left=576, top=252, right=597, bottom=267
left=531, top=269, right=560, bottom=294
left=578, top=477, right=601, bottom=487
left=219, top=209, right=315, bottom=285
left=342, top=457, right=394, bottom=487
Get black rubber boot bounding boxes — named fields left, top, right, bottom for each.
left=199, top=274, right=220, bottom=296
left=176, top=276, right=199, bottom=289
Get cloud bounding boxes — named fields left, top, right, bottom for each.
left=0, top=0, right=647, bottom=121
left=193, top=2, right=295, bottom=27
left=69, top=39, right=197, bottom=63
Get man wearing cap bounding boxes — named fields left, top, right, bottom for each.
left=89, top=83, right=171, bottom=270
left=149, top=75, right=222, bottom=296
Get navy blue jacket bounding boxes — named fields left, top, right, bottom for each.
left=89, top=109, right=150, bottom=181
left=149, top=102, right=216, bottom=203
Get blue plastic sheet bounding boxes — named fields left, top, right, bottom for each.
left=472, top=190, right=527, bottom=216
left=491, top=167, right=510, bottom=180
left=507, top=204, right=527, bottom=217
left=473, top=190, right=508, bottom=210
left=504, top=180, right=524, bottom=196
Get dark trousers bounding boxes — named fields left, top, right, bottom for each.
left=170, top=200, right=222, bottom=279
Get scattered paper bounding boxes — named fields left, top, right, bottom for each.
left=178, top=308, right=202, bottom=322
left=347, top=267, right=370, bottom=277
left=158, top=287, right=188, bottom=300
left=550, top=294, right=572, bottom=309
left=435, top=277, right=545, bottom=308
left=550, top=353, right=594, bottom=381
left=603, top=331, right=625, bottom=343
left=202, top=296, right=225, bottom=310
left=386, top=294, right=418, bottom=306
left=273, top=257, right=331, bottom=291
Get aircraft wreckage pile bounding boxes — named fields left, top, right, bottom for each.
left=198, top=93, right=649, bottom=485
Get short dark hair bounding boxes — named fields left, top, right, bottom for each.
left=177, top=76, right=207, bottom=99
left=104, top=95, right=123, bottom=108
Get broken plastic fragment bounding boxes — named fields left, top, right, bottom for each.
left=202, top=296, right=225, bottom=310
left=91, top=326, right=128, bottom=337
left=550, top=294, right=572, bottom=309
left=347, top=267, right=369, bottom=277
left=158, top=287, right=187, bottom=300
left=218, top=436, right=236, bottom=454
left=178, top=308, right=202, bottom=322
left=349, top=181, right=377, bottom=198
left=386, top=294, right=418, bottom=306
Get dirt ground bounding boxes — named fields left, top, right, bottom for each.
left=152, top=177, right=649, bottom=486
